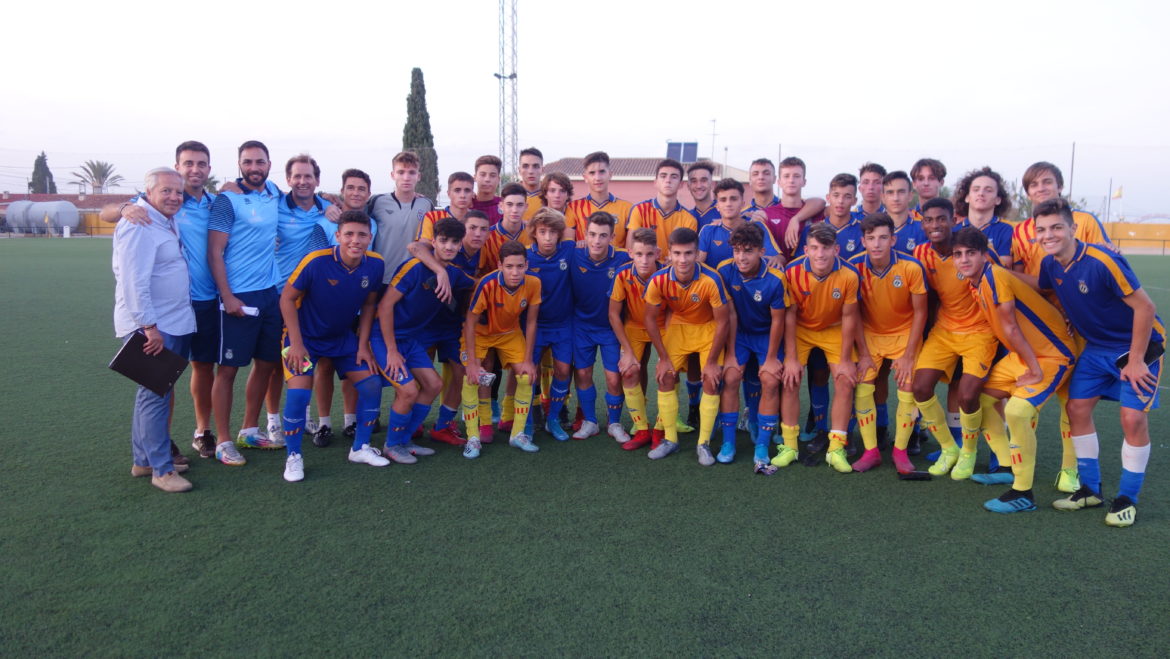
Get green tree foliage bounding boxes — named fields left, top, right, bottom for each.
left=204, top=175, right=220, bottom=194
left=402, top=67, right=439, bottom=202
left=30, top=152, right=57, bottom=194
left=72, top=160, right=125, bottom=194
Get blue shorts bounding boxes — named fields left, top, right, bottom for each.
left=573, top=323, right=620, bottom=373
left=189, top=298, right=220, bottom=363
left=281, top=333, right=370, bottom=381
left=415, top=326, right=461, bottom=365
left=534, top=324, right=573, bottom=365
left=369, top=333, right=435, bottom=387
left=1069, top=345, right=1161, bottom=412
left=735, top=332, right=781, bottom=368
left=219, top=287, right=281, bottom=367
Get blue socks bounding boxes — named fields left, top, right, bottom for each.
left=876, top=402, right=888, bottom=428
left=720, top=412, right=738, bottom=445
left=406, top=402, right=430, bottom=441
left=385, top=409, right=411, bottom=449
left=1078, top=457, right=1102, bottom=495
left=436, top=404, right=457, bottom=428
left=743, top=378, right=761, bottom=426
left=1119, top=442, right=1151, bottom=503
left=548, top=377, right=570, bottom=424
left=354, top=375, right=382, bottom=451
left=810, top=382, right=829, bottom=432
left=282, top=387, right=312, bottom=455
left=577, top=384, right=598, bottom=423
left=605, top=392, right=624, bottom=426
left=756, top=413, right=778, bottom=446
left=686, top=380, right=701, bottom=408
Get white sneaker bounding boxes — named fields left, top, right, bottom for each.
left=284, top=453, right=305, bottom=482
left=405, top=441, right=436, bottom=457
left=267, top=420, right=281, bottom=441
left=607, top=422, right=631, bottom=443
left=463, top=437, right=482, bottom=459
left=383, top=444, right=418, bottom=464
left=648, top=439, right=679, bottom=460
left=348, top=444, right=390, bottom=467
left=509, top=433, right=539, bottom=453
left=697, top=444, right=715, bottom=466
left=572, top=420, right=600, bottom=439
left=305, top=417, right=319, bottom=434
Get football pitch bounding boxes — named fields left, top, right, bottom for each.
left=1, top=238, right=1167, bottom=656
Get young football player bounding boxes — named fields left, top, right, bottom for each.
left=626, top=158, right=697, bottom=250
left=525, top=208, right=577, bottom=441
left=565, top=151, right=633, bottom=244
left=953, top=166, right=1013, bottom=266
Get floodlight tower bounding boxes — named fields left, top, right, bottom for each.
left=495, top=0, right=518, bottom=175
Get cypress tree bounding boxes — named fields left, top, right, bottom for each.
left=30, top=152, right=57, bottom=194
left=402, top=68, right=439, bottom=202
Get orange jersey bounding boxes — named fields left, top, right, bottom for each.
left=914, top=243, right=991, bottom=334
left=784, top=256, right=860, bottom=331
left=610, top=261, right=665, bottom=330
left=415, top=208, right=454, bottom=241
left=478, top=221, right=533, bottom=276
left=643, top=263, right=727, bottom=326
left=849, top=250, right=928, bottom=336
left=522, top=190, right=543, bottom=221
left=1011, top=210, right=1110, bottom=278
left=565, top=194, right=633, bottom=244
left=625, top=199, right=697, bottom=250
left=468, top=271, right=541, bottom=336
left=971, top=262, right=1076, bottom=363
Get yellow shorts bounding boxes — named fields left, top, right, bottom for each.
left=796, top=325, right=855, bottom=366
left=862, top=333, right=913, bottom=382
left=984, top=353, right=1072, bottom=408
left=915, top=328, right=997, bottom=379
left=461, top=331, right=527, bottom=369
left=665, top=323, right=722, bottom=372
left=624, top=325, right=653, bottom=363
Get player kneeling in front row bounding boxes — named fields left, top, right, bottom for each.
left=371, top=217, right=478, bottom=463
left=1035, top=198, right=1163, bottom=526
left=277, top=211, right=387, bottom=482
left=953, top=227, right=1076, bottom=513
left=779, top=223, right=870, bottom=472
left=461, top=240, right=541, bottom=457
left=644, top=227, right=733, bottom=464
left=717, top=223, right=790, bottom=470
left=848, top=213, right=928, bottom=473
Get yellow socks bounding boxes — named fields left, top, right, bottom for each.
left=501, top=394, right=516, bottom=424
left=959, top=408, right=983, bottom=455
left=511, top=374, right=532, bottom=439
left=658, top=389, right=679, bottom=443
left=1059, top=400, right=1077, bottom=470
left=979, top=394, right=1011, bottom=466
left=854, top=382, right=878, bottom=450
left=781, top=423, right=800, bottom=451
left=461, top=380, right=481, bottom=439
left=894, top=390, right=918, bottom=450
left=916, top=394, right=956, bottom=451
left=1004, top=397, right=1039, bottom=491
left=697, top=393, right=720, bottom=446
left=828, top=429, right=848, bottom=452
left=623, top=385, right=648, bottom=431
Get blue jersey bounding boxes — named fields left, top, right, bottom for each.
left=527, top=241, right=576, bottom=328
left=171, top=190, right=218, bottom=301
left=958, top=216, right=1013, bottom=265
left=317, top=212, right=378, bottom=249
left=688, top=203, right=720, bottom=230
left=387, top=258, right=476, bottom=337
left=570, top=246, right=631, bottom=329
left=698, top=220, right=780, bottom=268
left=209, top=179, right=282, bottom=293
left=851, top=203, right=885, bottom=222
left=796, top=218, right=865, bottom=261
left=717, top=260, right=789, bottom=337
left=287, top=247, right=384, bottom=355
left=746, top=195, right=780, bottom=212
left=892, top=217, right=928, bottom=254
left=276, top=193, right=332, bottom=283
left=452, top=245, right=481, bottom=278
left=1039, top=241, right=1165, bottom=353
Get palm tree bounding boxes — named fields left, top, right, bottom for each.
left=204, top=175, right=220, bottom=194
left=72, top=160, right=125, bottom=194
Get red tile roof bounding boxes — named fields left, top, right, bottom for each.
left=545, top=157, right=733, bottom=180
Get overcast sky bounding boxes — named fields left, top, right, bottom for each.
left=2, top=0, right=1167, bottom=219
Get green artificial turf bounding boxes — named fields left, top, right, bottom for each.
left=1, top=239, right=1167, bottom=656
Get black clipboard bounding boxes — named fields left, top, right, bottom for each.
left=109, top=331, right=189, bottom=396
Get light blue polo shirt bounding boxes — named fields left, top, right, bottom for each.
left=208, top=178, right=282, bottom=294
left=276, top=192, right=332, bottom=282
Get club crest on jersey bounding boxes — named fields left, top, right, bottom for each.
left=225, top=349, right=233, bottom=360
left=608, top=267, right=616, bottom=279
left=957, top=272, right=966, bottom=280
left=846, top=240, right=856, bottom=252
left=893, top=275, right=904, bottom=288
left=361, top=276, right=369, bottom=289
left=905, top=239, right=916, bottom=250
left=519, top=299, right=528, bottom=308
left=460, top=351, right=468, bottom=363
left=1078, top=280, right=1088, bottom=294
left=691, top=293, right=700, bottom=302
left=559, top=259, right=567, bottom=270
left=753, top=290, right=763, bottom=302
left=832, top=288, right=842, bottom=299
left=417, top=211, right=425, bottom=221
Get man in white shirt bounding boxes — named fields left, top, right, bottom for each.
left=112, top=168, right=197, bottom=493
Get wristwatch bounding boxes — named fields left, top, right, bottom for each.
left=142, top=324, right=157, bottom=331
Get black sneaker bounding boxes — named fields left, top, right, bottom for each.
left=192, top=431, right=217, bottom=459
left=875, top=425, right=890, bottom=451
left=344, top=423, right=356, bottom=439
left=312, top=425, right=334, bottom=448
left=170, top=440, right=190, bottom=466
left=801, top=430, right=830, bottom=466
left=686, top=405, right=700, bottom=429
